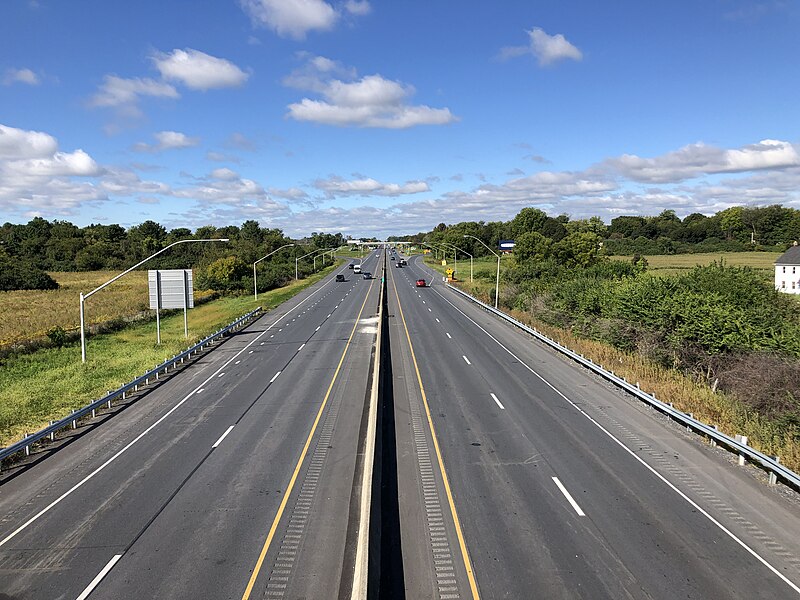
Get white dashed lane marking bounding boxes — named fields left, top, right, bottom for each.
left=462, top=355, right=471, bottom=365
left=490, top=393, right=505, bottom=410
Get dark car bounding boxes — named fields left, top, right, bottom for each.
left=390, top=256, right=395, bottom=260
left=416, top=279, right=426, bottom=287
left=348, top=263, right=354, bottom=269
left=363, top=272, right=372, bottom=279
left=336, top=274, right=345, bottom=282
left=395, top=262, right=402, bottom=267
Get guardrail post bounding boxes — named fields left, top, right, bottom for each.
left=687, top=413, right=693, bottom=431
left=91, top=408, right=96, bottom=418
left=49, top=422, right=55, bottom=441
left=709, top=425, right=718, bottom=447
left=71, top=410, right=77, bottom=429
left=108, top=398, right=113, bottom=409
left=769, top=457, right=780, bottom=485
left=24, top=434, right=30, bottom=456
left=735, top=435, right=748, bottom=466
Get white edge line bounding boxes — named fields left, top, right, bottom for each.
left=490, top=393, right=505, bottom=410
left=552, top=476, right=586, bottom=516
left=432, top=285, right=800, bottom=595
left=0, top=272, right=338, bottom=549
left=212, top=425, right=235, bottom=449
left=298, top=343, right=306, bottom=351
left=75, top=553, right=123, bottom=600
left=270, top=371, right=281, bottom=383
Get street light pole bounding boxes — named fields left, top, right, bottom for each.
left=253, top=243, right=295, bottom=300
left=79, top=238, right=229, bottom=363
left=463, top=235, right=501, bottom=308
left=295, top=248, right=329, bottom=280
left=439, top=242, right=473, bottom=282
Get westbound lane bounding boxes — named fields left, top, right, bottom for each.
left=390, top=253, right=800, bottom=599
left=0, top=251, right=382, bottom=600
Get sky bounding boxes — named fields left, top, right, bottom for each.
left=1, top=0, right=799, bottom=239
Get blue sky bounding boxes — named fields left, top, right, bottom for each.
left=1, top=0, right=799, bottom=238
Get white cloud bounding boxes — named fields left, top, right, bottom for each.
left=210, top=167, right=239, bottom=180
left=3, top=68, right=40, bottom=86
left=89, top=75, right=179, bottom=117
left=224, top=132, right=258, bottom=151
left=0, top=124, right=107, bottom=218
left=133, top=131, right=201, bottom=153
left=240, top=0, right=338, bottom=39
left=206, top=151, right=241, bottom=163
left=501, top=27, right=583, bottom=66
left=344, top=0, right=371, bottom=16
left=152, top=49, right=249, bottom=90
left=607, top=139, right=800, bottom=183
left=0, top=123, right=58, bottom=158
left=285, top=57, right=458, bottom=128
left=314, top=175, right=430, bottom=198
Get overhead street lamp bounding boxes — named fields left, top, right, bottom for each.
left=463, top=234, right=501, bottom=308
left=79, top=238, right=229, bottom=363
left=314, top=248, right=334, bottom=271
left=253, top=243, right=295, bottom=300
left=295, top=248, right=329, bottom=280
left=423, top=242, right=457, bottom=275
left=439, top=241, right=473, bottom=282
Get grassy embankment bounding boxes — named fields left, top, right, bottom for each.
left=422, top=252, right=799, bottom=473
left=0, top=264, right=339, bottom=447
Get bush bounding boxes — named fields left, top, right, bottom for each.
left=0, top=256, right=59, bottom=291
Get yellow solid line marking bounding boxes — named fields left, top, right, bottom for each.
left=390, top=271, right=481, bottom=600
left=241, top=279, right=376, bottom=600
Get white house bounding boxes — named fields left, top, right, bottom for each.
left=775, top=245, right=800, bottom=294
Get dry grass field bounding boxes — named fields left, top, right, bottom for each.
left=0, top=271, right=214, bottom=349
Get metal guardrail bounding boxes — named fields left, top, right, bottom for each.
left=445, top=282, right=800, bottom=490
left=1, top=307, right=263, bottom=465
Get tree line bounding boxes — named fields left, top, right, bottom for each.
left=0, top=218, right=345, bottom=293
left=391, top=204, right=800, bottom=258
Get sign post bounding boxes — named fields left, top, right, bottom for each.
left=149, top=269, right=194, bottom=344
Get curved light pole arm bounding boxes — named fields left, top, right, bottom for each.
left=295, top=248, right=329, bottom=280
left=439, top=242, right=473, bottom=282
left=80, top=237, right=229, bottom=363
left=463, top=234, right=501, bottom=308
left=254, top=243, right=295, bottom=300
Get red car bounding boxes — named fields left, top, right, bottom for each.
left=416, top=279, right=426, bottom=287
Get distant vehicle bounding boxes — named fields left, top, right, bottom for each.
left=336, top=274, right=345, bottom=282
left=399, top=258, right=407, bottom=266
left=395, top=262, right=402, bottom=268
left=390, top=256, right=395, bottom=260
left=363, top=272, right=372, bottom=279
left=416, top=279, right=426, bottom=287
left=348, top=263, right=354, bottom=269
left=353, top=264, right=362, bottom=274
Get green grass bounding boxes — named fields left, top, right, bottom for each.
left=0, top=264, right=339, bottom=447
left=611, top=251, right=780, bottom=277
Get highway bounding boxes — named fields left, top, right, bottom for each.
left=386, top=252, right=800, bottom=599
left=1, top=247, right=800, bottom=599
left=0, top=250, right=382, bottom=600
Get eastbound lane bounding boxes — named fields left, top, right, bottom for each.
left=390, top=253, right=800, bottom=599
left=0, top=252, right=382, bottom=600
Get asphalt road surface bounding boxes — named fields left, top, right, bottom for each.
left=2, top=247, right=800, bottom=600
left=387, top=253, right=800, bottom=599
left=0, top=251, right=382, bottom=600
